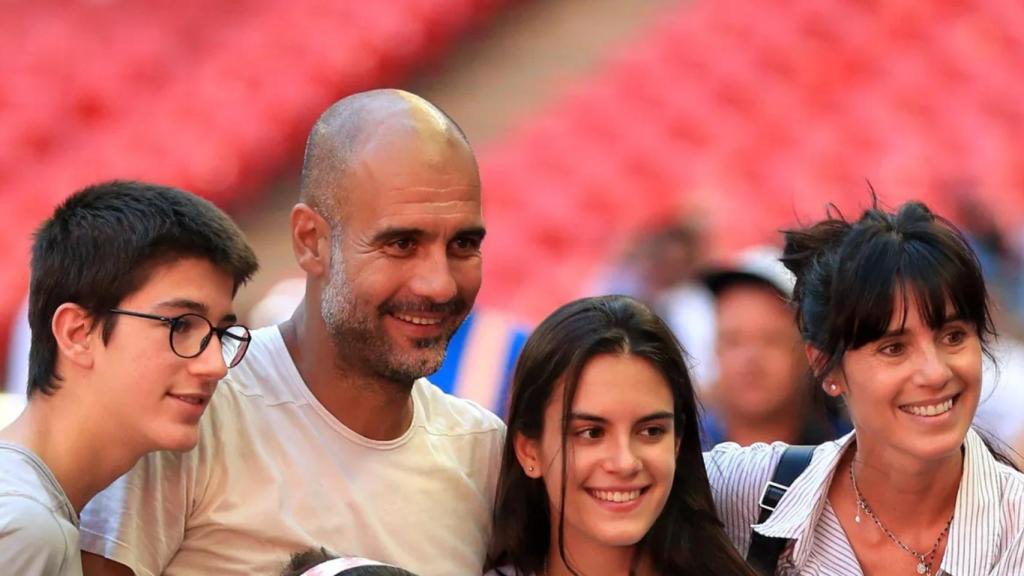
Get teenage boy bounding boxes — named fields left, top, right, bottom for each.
left=0, top=180, right=258, bottom=575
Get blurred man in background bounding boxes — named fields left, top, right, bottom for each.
left=81, top=90, right=504, bottom=576
left=700, top=246, right=846, bottom=448
left=597, top=215, right=717, bottom=387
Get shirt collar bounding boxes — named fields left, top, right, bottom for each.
left=940, top=427, right=1004, bottom=575
left=752, top=428, right=1009, bottom=575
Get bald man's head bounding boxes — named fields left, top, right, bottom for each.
left=299, top=89, right=476, bottom=226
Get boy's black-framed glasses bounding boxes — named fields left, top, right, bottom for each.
left=108, top=308, right=252, bottom=368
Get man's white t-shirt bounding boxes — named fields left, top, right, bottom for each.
left=79, top=326, right=506, bottom=576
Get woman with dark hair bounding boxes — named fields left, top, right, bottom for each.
left=707, top=200, right=1024, bottom=575
left=485, top=295, right=755, bottom=576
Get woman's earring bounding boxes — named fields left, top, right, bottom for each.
left=528, top=466, right=535, bottom=473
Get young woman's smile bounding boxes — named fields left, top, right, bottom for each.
left=522, top=353, right=679, bottom=551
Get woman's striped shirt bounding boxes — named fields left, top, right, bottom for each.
left=704, top=428, right=1024, bottom=575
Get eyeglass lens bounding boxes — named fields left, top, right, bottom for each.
left=170, top=314, right=250, bottom=368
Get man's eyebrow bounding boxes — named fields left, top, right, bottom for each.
left=370, top=227, right=426, bottom=244
left=370, top=226, right=487, bottom=244
left=454, top=226, right=487, bottom=240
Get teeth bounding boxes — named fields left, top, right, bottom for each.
left=903, top=398, right=954, bottom=417
left=394, top=314, right=441, bottom=326
left=174, top=396, right=203, bottom=405
left=591, top=490, right=641, bottom=503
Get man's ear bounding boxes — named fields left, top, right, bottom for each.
left=291, top=203, right=332, bottom=276
left=51, top=303, right=96, bottom=370
left=514, top=432, right=543, bottom=479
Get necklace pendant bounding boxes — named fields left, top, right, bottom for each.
left=916, top=562, right=927, bottom=574
left=854, top=512, right=861, bottom=524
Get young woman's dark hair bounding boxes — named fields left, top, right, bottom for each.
left=486, top=295, right=755, bottom=575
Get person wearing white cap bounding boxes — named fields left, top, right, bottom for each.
left=700, top=246, right=848, bottom=448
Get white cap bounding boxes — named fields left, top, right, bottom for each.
left=703, top=245, right=795, bottom=298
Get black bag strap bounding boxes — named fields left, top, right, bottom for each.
left=745, top=445, right=816, bottom=575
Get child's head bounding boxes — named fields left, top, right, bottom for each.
left=281, top=547, right=418, bottom=576
left=489, top=295, right=752, bottom=575
left=27, top=180, right=258, bottom=450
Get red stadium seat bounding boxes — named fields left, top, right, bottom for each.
left=473, top=0, right=1024, bottom=321
left=0, top=0, right=512, bottom=342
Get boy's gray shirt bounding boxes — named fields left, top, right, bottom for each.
left=0, top=442, right=83, bottom=576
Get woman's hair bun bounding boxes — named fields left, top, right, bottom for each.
left=780, top=210, right=850, bottom=283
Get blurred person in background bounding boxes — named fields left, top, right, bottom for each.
left=0, top=181, right=257, bottom=576
left=81, top=90, right=505, bottom=576
left=1, top=297, right=30, bottom=428
left=947, top=184, right=1024, bottom=466
left=951, top=183, right=1024, bottom=327
left=596, top=215, right=718, bottom=387
left=700, top=246, right=848, bottom=449
left=4, top=295, right=29, bottom=397
left=976, top=337, right=1024, bottom=468
left=0, top=296, right=29, bottom=428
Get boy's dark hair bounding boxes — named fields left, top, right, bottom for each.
left=28, top=180, right=259, bottom=396
left=281, top=547, right=418, bottom=576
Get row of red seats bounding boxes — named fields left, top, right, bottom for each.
left=0, top=0, right=508, bottom=354
left=476, top=0, right=1024, bottom=322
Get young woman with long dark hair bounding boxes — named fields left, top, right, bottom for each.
left=485, top=295, right=755, bottom=576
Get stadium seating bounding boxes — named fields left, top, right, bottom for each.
left=475, top=0, right=1024, bottom=321
left=0, top=0, right=507, bottom=352
left=3, top=0, right=1024, bottom=344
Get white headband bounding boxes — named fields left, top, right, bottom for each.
left=300, top=557, right=387, bottom=576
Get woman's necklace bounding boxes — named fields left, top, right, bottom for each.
left=849, top=461, right=953, bottom=576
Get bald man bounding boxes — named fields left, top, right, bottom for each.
left=80, top=90, right=505, bottom=576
